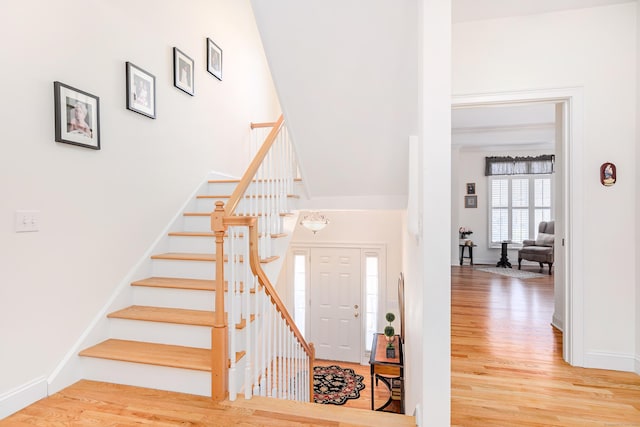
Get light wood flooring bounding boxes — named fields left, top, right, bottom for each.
left=451, top=264, right=640, bottom=426
left=4, top=265, right=640, bottom=425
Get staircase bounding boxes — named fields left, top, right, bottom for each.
left=78, top=116, right=310, bottom=400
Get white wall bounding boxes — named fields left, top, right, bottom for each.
left=451, top=148, right=551, bottom=265
left=454, top=3, right=637, bottom=370
left=411, top=1, right=452, bottom=426
left=636, top=0, right=640, bottom=375
left=0, top=0, right=278, bottom=407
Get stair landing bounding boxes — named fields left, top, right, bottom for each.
left=2, top=380, right=417, bottom=427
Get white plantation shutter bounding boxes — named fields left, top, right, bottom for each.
left=533, top=178, right=551, bottom=239
left=491, top=179, right=509, bottom=243
left=489, top=175, right=552, bottom=245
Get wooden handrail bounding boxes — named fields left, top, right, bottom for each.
left=224, top=216, right=314, bottom=359
left=213, top=114, right=314, bottom=401
left=225, top=114, right=284, bottom=217
left=250, top=121, right=277, bottom=129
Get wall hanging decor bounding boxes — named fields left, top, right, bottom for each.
left=464, top=195, right=477, bottom=208
left=173, top=47, right=195, bottom=96
left=600, top=162, right=616, bottom=186
left=126, top=62, right=156, bottom=119
left=207, top=37, right=223, bottom=81
left=466, top=182, right=475, bottom=194
left=54, top=81, right=100, bottom=150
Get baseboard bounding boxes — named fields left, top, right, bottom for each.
left=635, top=355, right=640, bottom=375
left=584, top=350, right=636, bottom=372
left=551, top=313, right=564, bottom=332
left=0, top=377, right=47, bottom=419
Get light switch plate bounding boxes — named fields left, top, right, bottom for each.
left=15, top=210, right=39, bottom=232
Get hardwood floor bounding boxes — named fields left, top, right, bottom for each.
left=451, top=265, right=640, bottom=426
left=3, top=265, right=640, bottom=426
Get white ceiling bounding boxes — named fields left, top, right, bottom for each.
left=452, top=103, right=557, bottom=150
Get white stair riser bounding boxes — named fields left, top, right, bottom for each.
left=133, top=286, right=215, bottom=311
left=181, top=214, right=285, bottom=233
left=168, top=235, right=216, bottom=254
left=195, top=197, right=287, bottom=213
left=227, top=354, right=248, bottom=400
left=109, top=319, right=212, bottom=348
left=152, top=259, right=215, bottom=280
left=80, top=358, right=211, bottom=397
left=168, top=236, right=268, bottom=255
left=151, top=259, right=253, bottom=281
left=205, top=182, right=237, bottom=194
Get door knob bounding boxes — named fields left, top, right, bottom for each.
left=354, top=311, right=359, bottom=318
left=354, top=304, right=359, bottom=309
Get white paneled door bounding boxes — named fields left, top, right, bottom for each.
left=309, top=248, right=362, bottom=363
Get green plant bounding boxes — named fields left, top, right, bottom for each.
left=384, top=312, right=396, bottom=347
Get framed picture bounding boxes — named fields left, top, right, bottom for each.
left=207, top=37, right=223, bottom=81
left=54, top=81, right=100, bottom=150
left=600, top=162, right=616, bottom=186
left=173, top=47, right=194, bottom=96
left=465, top=195, right=477, bottom=208
left=126, top=62, right=156, bottom=118
left=466, top=182, right=475, bottom=195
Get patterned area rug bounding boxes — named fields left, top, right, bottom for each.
left=313, top=365, right=365, bottom=405
left=475, top=266, right=547, bottom=279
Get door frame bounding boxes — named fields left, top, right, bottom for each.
left=290, top=242, right=387, bottom=365
left=452, top=87, right=585, bottom=366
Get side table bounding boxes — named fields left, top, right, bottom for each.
left=369, top=333, right=404, bottom=414
left=459, top=244, right=477, bottom=266
left=496, top=240, right=512, bottom=268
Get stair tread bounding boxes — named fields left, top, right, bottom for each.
left=108, top=305, right=215, bottom=326
left=150, top=252, right=221, bottom=262
left=197, top=194, right=299, bottom=199
left=132, top=277, right=216, bottom=291
left=184, top=212, right=292, bottom=217
left=223, top=396, right=416, bottom=427
left=168, top=231, right=216, bottom=237
left=168, top=231, right=286, bottom=239
left=208, top=178, right=302, bottom=183
left=150, top=252, right=276, bottom=263
left=132, top=277, right=251, bottom=293
left=79, top=339, right=210, bottom=371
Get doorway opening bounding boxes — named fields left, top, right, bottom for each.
left=452, top=87, right=585, bottom=366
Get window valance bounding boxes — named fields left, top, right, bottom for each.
left=485, top=155, right=555, bottom=176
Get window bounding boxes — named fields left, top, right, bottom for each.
left=489, top=175, right=552, bottom=246
left=364, top=255, right=379, bottom=352
left=293, top=253, right=307, bottom=337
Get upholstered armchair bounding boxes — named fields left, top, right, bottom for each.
left=518, top=221, right=554, bottom=275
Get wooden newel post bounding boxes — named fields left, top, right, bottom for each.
left=211, top=201, right=228, bottom=400
left=309, top=343, right=315, bottom=402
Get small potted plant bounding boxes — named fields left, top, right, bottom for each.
left=384, top=312, right=396, bottom=358
left=459, top=227, right=473, bottom=245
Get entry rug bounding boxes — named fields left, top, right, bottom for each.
left=475, top=266, right=547, bottom=279
left=313, top=365, right=365, bottom=405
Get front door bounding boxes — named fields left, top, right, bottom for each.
left=309, top=247, right=362, bottom=362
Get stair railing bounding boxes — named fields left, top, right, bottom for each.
left=210, top=114, right=314, bottom=403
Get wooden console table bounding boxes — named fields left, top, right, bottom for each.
left=369, top=333, right=404, bottom=413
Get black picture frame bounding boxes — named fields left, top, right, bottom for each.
left=173, top=47, right=195, bottom=96
left=54, top=81, right=100, bottom=150
left=126, top=62, right=156, bottom=119
left=466, top=182, right=475, bottom=195
left=207, top=37, right=223, bottom=81
left=465, top=195, right=477, bottom=208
